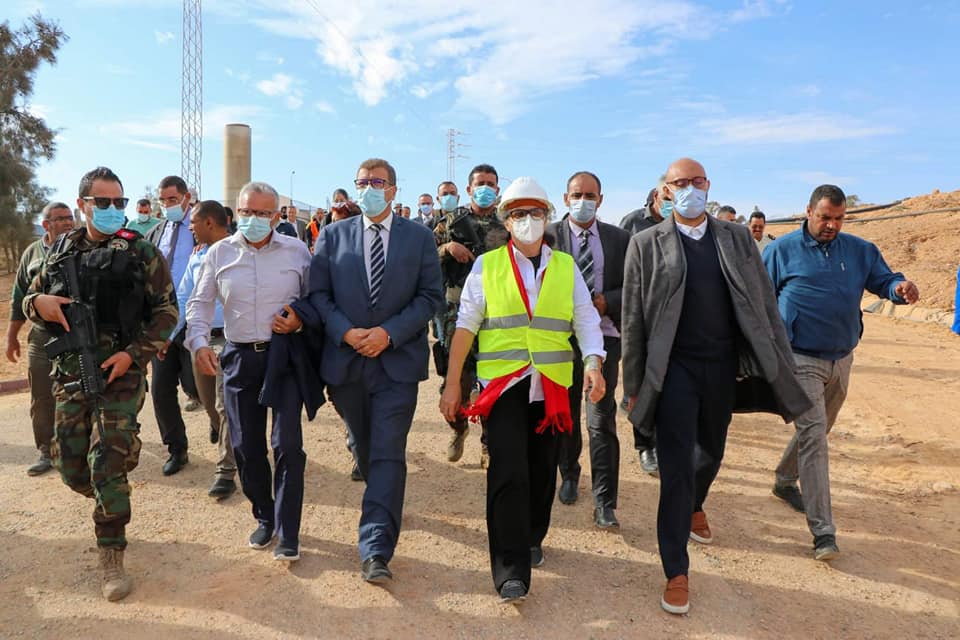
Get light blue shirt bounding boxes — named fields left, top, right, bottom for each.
left=157, top=218, right=195, bottom=295
left=174, top=244, right=223, bottom=337
left=185, top=230, right=311, bottom=352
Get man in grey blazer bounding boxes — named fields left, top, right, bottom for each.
left=307, top=158, right=444, bottom=584
left=622, top=157, right=811, bottom=615
left=547, top=171, right=631, bottom=529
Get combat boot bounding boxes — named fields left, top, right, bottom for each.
left=99, top=548, right=133, bottom=601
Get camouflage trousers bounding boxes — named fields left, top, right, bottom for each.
left=50, top=370, right=145, bottom=550
left=439, top=301, right=487, bottom=441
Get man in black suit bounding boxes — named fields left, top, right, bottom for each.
left=548, top=171, right=630, bottom=528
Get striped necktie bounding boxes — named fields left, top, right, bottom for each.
left=369, top=223, right=385, bottom=306
left=577, top=229, right=595, bottom=295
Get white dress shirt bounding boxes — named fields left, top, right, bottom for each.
left=362, top=213, right=392, bottom=286
left=457, top=243, right=605, bottom=402
left=675, top=216, right=709, bottom=241
left=566, top=217, right=619, bottom=338
left=185, top=230, right=311, bottom=352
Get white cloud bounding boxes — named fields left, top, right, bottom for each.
left=285, top=95, right=303, bottom=110
left=795, top=83, right=821, bottom=97
left=702, top=113, right=897, bottom=144
left=154, top=29, right=175, bottom=45
left=729, top=0, right=791, bottom=23
left=256, top=51, right=285, bottom=65
left=122, top=138, right=178, bottom=152
left=314, top=101, right=336, bottom=114
left=225, top=67, right=251, bottom=84
left=256, top=73, right=304, bottom=110
left=233, top=0, right=779, bottom=124
left=99, top=104, right=266, bottom=141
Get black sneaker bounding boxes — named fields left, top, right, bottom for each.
left=274, top=540, right=300, bottom=562
left=350, top=463, right=364, bottom=482
left=27, top=455, right=54, bottom=476
left=361, top=556, right=392, bottom=583
left=772, top=484, right=805, bottom=513
left=499, top=579, right=528, bottom=604
left=249, top=523, right=276, bottom=549
left=530, top=546, right=545, bottom=568
left=813, top=534, right=840, bottom=561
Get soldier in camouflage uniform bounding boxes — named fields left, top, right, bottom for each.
left=23, top=167, right=178, bottom=602
left=433, top=165, right=508, bottom=466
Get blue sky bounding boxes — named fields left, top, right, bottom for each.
left=12, top=0, right=960, bottom=222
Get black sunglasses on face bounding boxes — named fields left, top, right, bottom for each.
left=82, top=196, right=130, bottom=210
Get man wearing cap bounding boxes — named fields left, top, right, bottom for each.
left=441, top=176, right=605, bottom=604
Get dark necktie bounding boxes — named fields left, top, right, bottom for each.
left=369, top=223, right=384, bottom=306
left=577, top=229, right=595, bottom=295
left=165, top=221, right=181, bottom=265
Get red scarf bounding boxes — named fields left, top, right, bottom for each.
left=463, top=242, right=573, bottom=434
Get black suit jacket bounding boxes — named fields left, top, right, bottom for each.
left=548, top=214, right=631, bottom=332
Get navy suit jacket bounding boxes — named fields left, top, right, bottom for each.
left=307, top=214, right=444, bottom=386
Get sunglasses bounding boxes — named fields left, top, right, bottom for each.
left=82, top=196, right=130, bottom=209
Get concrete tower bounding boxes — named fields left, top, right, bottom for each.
left=223, top=123, right=251, bottom=209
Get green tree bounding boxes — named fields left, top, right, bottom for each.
left=846, top=194, right=862, bottom=208
left=0, top=13, right=67, bottom=269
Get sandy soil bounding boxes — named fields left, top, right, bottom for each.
left=1, top=313, right=958, bottom=639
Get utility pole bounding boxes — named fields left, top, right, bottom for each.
left=181, top=0, right=203, bottom=196
left=446, top=128, right=468, bottom=182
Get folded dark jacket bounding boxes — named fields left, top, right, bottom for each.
left=259, top=297, right=326, bottom=420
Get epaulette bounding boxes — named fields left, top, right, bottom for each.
left=115, top=228, right=141, bottom=241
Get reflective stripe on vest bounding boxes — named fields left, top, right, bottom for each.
left=476, top=245, right=575, bottom=387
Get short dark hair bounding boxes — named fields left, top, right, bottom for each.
left=280, top=206, right=287, bottom=214
left=437, top=181, right=457, bottom=194
left=419, top=193, right=432, bottom=200
left=223, top=206, right=234, bottom=221
left=749, top=210, right=766, bottom=222
left=566, top=171, right=602, bottom=194
left=158, top=175, right=188, bottom=194
left=809, top=184, right=846, bottom=210
left=333, top=188, right=349, bottom=200
left=358, top=158, right=397, bottom=185
left=195, top=200, right=228, bottom=227
left=79, top=167, right=123, bottom=198
left=136, top=198, right=151, bottom=207
left=468, top=164, right=498, bottom=186
left=718, top=205, right=737, bottom=216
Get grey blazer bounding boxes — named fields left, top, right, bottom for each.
left=621, top=216, right=812, bottom=431
left=548, top=214, right=631, bottom=332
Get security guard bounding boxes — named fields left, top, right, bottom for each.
left=433, top=165, right=508, bottom=466
left=24, top=166, right=178, bottom=602
left=440, top=176, right=605, bottom=604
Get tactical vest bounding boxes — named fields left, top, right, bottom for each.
left=44, top=228, right=150, bottom=347
left=476, top=245, right=575, bottom=387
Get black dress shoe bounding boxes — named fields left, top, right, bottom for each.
left=208, top=477, right=236, bottom=500
left=209, top=425, right=218, bottom=444
left=594, top=506, right=620, bottom=530
left=558, top=478, right=578, bottom=505
left=350, top=463, right=364, bottom=482
left=639, top=449, right=659, bottom=476
left=361, top=556, right=392, bottom=583
left=530, top=546, right=545, bottom=568
left=162, top=452, right=189, bottom=476
left=772, top=484, right=805, bottom=512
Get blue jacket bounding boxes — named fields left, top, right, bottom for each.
left=763, top=222, right=906, bottom=361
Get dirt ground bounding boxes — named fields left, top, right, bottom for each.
left=0, top=313, right=958, bottom=639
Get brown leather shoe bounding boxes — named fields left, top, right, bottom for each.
left=661, top=575, right=689, bottom=614
left=689, top=510, right=712, bottom=544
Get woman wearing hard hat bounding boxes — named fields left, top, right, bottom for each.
left=439, top=176, right=606, bottom=604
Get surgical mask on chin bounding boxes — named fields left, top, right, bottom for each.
left=237, top=215, right=273, bottom=243
left=136, top=212, right=151, bottom=223
left=356, top=186, right=388, bottom=218
left=439, top=194, right=458, bottom=212
left=672, top=186, right=707, bottom=219
left=569, top=198, right=597, bottom=224
left=91, top=205, right=126, bottom=235
left=164, top=204, right=186, bottom=223
left=511, top=216, right=545, bottom=244
left=472, top=185, right=497, bottom=208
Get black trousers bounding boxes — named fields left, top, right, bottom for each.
left=655, top=354, right=737, bottom=579
left=150, top=327, right=196, bottom=454
left=486, top=378, right=559, bottom=592
left=557, top=336, right=622, bottom=508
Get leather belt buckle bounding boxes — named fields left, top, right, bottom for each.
left=253, top=341, right=269, bottom=352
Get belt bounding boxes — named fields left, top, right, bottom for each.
left=232, top=340, right=270, bottom=352
left=210, top=327, right=224, bottom=338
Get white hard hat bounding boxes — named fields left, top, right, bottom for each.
left=497, top=176, right=555, bottom=217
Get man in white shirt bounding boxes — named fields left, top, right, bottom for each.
left=186, top=181, right=311, bottom=562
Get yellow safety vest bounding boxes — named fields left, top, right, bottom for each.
left=476, top=245, right=575, bottom=387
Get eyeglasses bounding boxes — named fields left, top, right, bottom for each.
left=158, top=195, right=184, bottom=206
left=82, top=196, right=129, bottom=209
left=507, top=208, right=547, bottom=220
left=48, top=215, right=74, bottom=223
left=666, top=177, right=708, bottom=189
left=354, top=178, right=391, bottom=189
left=236, top=208, right=275, bottom=219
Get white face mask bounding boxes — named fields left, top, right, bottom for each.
left=511, top=216, right=545, bottom=244
left=569, top=198, right=597, bottom=223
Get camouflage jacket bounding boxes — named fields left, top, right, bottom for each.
left=433, top=206, right=507, bottom=304
left=9, top=238, right=50, bottom=324
left=23, top=227, right=179, bottom=372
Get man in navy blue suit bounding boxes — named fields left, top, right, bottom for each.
left=308, top=158, right=444, bottom=583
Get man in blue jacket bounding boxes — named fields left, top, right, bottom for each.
left=763, top=184, right=919, bottom=561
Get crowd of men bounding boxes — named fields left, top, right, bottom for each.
left=7, top=157, right=922, bottom=615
